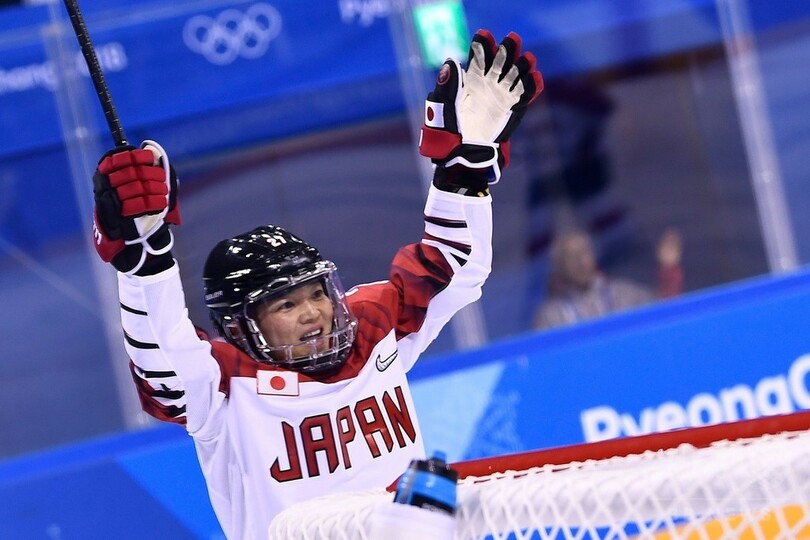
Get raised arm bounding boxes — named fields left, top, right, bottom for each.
left=388, top=30, right=544, bottom=366
left=92, top=141, right=222, bottom=435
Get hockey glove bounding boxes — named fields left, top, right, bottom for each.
left=419, top=30, right=543, bottom=188
left=92, top=140, right=180, bottom=275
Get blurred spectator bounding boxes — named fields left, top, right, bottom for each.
left=513, top=70, right=634, bottom=326
left=533, top=228, right=683, bottom=329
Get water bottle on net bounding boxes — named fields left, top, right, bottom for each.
left=393, top=450, right=459, bottom=515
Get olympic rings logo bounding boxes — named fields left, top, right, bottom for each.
left=183, top=3, right=282, bottom=66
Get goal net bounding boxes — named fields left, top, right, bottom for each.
left=268, top=411, right=810, bottom=539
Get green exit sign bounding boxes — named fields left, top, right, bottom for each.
left=412, top=0, right=470, bottom=69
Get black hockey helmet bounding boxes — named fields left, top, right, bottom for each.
left=202, top=225, right=356, bottom=372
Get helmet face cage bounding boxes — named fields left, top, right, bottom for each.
left=234, top=261, right=356, bottom=372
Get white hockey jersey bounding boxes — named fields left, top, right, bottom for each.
left=116, top=186, right=492, bottom=539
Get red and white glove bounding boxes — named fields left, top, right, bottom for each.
left=419, top=30, right=543, bottom=187
left=92, top=140, right=181, bottom=275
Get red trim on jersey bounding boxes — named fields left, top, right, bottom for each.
left=128, top=362, right=187, bottom=425
left=424, top=215, right=467, bottom=229
left=390, top=243, right=453, bottom=338
left=423, top=232, right=471, bottom=255
left=210, top=340, right=257, bottom=396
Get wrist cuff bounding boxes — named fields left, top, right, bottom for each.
left=135, top=252, right=175, bottom=276
left=432, top=165, right=490, bottom=197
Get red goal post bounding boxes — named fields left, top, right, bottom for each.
left=268, top=411, right=810, bottom=539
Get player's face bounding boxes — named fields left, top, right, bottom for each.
left=255, top=281, right=335, bottom=359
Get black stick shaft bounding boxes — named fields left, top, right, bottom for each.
left=62, top=0, right=128, bottom=147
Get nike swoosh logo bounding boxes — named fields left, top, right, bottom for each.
left=375, top=350, right=398, bottom=372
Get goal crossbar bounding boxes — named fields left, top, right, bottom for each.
left=452, top=409, right=810, bottom=478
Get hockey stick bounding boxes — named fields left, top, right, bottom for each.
left=62, top=0, right=128, bottom=147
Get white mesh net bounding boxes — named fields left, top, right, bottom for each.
left=268, top=426, right=810, bottom=539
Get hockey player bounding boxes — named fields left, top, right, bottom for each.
left=90, top=30, right=542, bottom=539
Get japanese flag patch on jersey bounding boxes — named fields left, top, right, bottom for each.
left=257, top=370, right=299, bottom=396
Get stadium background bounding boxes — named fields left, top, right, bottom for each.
left=1, top=0, right=810, bottom=537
